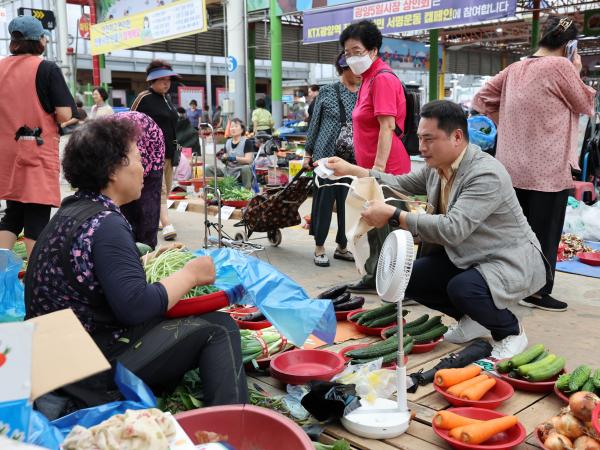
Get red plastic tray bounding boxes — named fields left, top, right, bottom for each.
left=494, top=360, right=564, bottom=392
left=168, top=194, right=187, bottom=200
left=165, top=290, right=229, bottom=318
left=335, top=308, right=361, bottom=321
left=411, top=337, right=443, bottom=354
left=432, top=407, right=526, bottom=450
left=270, top=349, right=345, bottom=385
left=347, top=309, right=398, bottom=336
left=433, top=376, right=514, bottom=409
left=593, top=403, right=600, bottom=436
left=553, top=384, right=570, bottom=404
left=178, top=180, right=193, bottom=186
left=230, top=306, right=271, bottom=330
left=338, top=343, right=407, bottom=369
left=577, top=252, right=600, bottom=266
left=535, top=427, right=551, bottom=450
left=222, top=200, right=250, bottom=208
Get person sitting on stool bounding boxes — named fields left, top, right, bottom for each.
left=324, top=100, right=550, bottom=359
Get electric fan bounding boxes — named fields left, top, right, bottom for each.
left=341, top=229, right=415, bottom=439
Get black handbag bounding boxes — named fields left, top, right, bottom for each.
left=334, top=83, right=355, bottom=164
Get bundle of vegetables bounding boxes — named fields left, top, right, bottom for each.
left=349, top=303, right=408, bottom=328
left=313, top=440, right=350, bottom=450
left=208, top=176, right=254, bottom=201
left=561, top=234, right=595, bottom=260
left=143, top=248, right=219, bottom=299
left=435, top=365, right=497, bottom=400
left=434, top=410, right=521, bottom=445
left=382, top=314, right=448, bottom=344
left=556, top=365, right=600, bottom=396
left=11, top=240, right=27, bottom=260
left=496, top=344, right=566, bottom=382
left=537, top=391, right=600, bottom=449
left=241, top=327, right=294, bottom=364
left=345, top=335, right=414, bottom=365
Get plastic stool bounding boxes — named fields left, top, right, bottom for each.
left=573, top=181, right=597, bottom=202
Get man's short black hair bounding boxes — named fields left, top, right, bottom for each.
left=63, top=118, right=140, bottom=192
left=256, top=98, right=266, bottom=108
left=339, top=21, right=383, bottom=52
left=189, top=99, right=197, bottom=106
left=420, top=100, right=469, bottom=141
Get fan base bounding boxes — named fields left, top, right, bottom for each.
left=341, top=398, right=411, bottom=439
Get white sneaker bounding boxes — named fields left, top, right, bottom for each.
left=491, top=326, right=528, bottom=360
left=162, top=224, right=177, bottom=241
left=443, top=316, right=491, bottom=344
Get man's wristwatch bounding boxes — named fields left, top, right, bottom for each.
left=389, top=208, right=401, bottom=227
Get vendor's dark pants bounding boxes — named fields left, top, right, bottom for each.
left=405, top=251, right=519, bottom=341
left=514, top=188, right=569, bottom=296
left=360, top=225, right=392, bottom=287
left=309, top=177, right=350, bottom=248
left=116, top=312, right=248, bottom=406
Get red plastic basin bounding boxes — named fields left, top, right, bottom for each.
left=593, top=403, right=600, bottom=436
left=222, top=200, right=250, bottom=208
left=229, top=306, right=271, bottom=330
left=432, top=407, right=526, bottom=450
left=335, top=308, right=361, bottom=321
left=494, top=360, right=564, bottom=392
left=433, top=376, right=514, bottom=409
left=175, top=404, right=313, bottom=450
left=577, top=252, right=600, bottom=266
left=270, top=349, right=345, bottom=385
left=166, top=290, right=229, bottom=318
left=411, top=337, right=443, bottom=354
left=347, top=309, right=399, bottom=336
left=553, top=384, right=570, bottom=404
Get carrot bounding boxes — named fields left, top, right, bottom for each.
left=446, top=374, right=490, bottom=397
left=435, top=365, right=482, bottom=388
left=433, top=411, right=483, bottom=430
left=449, top=425, right=467, bottom=440
left=460, top=378, right=497, bottom=401
left=458, top=416, right=519, bottom=445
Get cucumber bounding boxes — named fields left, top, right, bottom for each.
left=349, top=311, right=367, bottom=322
left=350, top=340, right=414, bottom=365
left=357, top=303, right=397, bottom=324
left=555, top=374, right=571, bottom=392
left=136, top=242, right=153, bottom=256
left=530, top=351, right=549, bottom=363
left=496, top=359, right=512, bottom=374
left=581, top=378, right=596, bottom=393
left=404, top=314, right=429, bottom=329
left=568, top=365, right=592, bottom=392
left=525, top=356, right=566, bottom=382
left=591, top=369, right=600, bottom=390
left=517, top=354, right=557, bottom=376
left=346, top=338, right=399, bottom=358
left=411, top=325, right=448, bottom=344
left=405, top=316, right=442, bottom=336
left=404, top=339, right=414, bottom=355
left=364, top=312, right=397, bottom=328
left=383, top=326, right=399, bottom=339
left=509, top=344, right=545, bottom=369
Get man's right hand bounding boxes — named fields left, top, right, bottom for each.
left=184, top=256, right=216, bottom=286
left=573, top=51, right=582, bottom=73
left=321, top=157, right=369, bottom=178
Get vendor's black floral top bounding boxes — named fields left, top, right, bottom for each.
left=305, top=82, right=358, bottom=161
left=26, top=191, right=168, bottom=349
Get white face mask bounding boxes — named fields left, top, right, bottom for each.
left=346, top=54, right=373, bottom=75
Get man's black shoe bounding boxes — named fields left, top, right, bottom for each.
left=518, top=295, right=568, bottom=312
left=347, top=280, right=377, bottom=295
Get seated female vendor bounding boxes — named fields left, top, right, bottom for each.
left=25, top=117, right=248, bottom=418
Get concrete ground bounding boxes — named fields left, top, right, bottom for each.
left=161, top=195, right=600, bottom=369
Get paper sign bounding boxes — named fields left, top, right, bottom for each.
left=167, top=200, right=175, bottom=209
left=220, top=205, right=235, bottom=220
left=0, top=322, right=34, bottom=403
left=176, top=201, right=189, bottom=212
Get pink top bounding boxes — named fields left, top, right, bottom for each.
left=472, top=56, right=596, bottom=192
left=352, top=58, right=411, bottom=175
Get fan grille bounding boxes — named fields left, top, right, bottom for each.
left=376, top=230, right=415, bottom=302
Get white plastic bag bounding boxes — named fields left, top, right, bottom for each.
left=332, top=359, right=396, bottom=404
left=564, top=199, right=600, bottom=241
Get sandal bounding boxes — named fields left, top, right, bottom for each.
left=314, top=253, right=330, bottom=267
left=333, top=248, right=354, bottom=262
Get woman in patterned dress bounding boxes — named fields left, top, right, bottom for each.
left=304, top=52, right=361, bottom=267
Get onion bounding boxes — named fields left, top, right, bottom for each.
left=545, top=432, right=574, bottom=450
left=584, top=421, right=600, bottom=441
left=539, top=420, right=558, bottom=442
left=574, top=436, right=600, bottom=450
left=556, top=413, right=587, bottom=440
left=569, top=392, right=600, bottom=422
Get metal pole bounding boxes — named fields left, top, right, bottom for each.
left=269, top=0, right=283, bottom=128
left=428, top=29, right=439, bottom=102
left=531, top=0, right=540, bottom=51
left=55, top=0, right=70, bottom=83
left=226, top=0, right=247, bottom=120
left=248, top=23, right=256, bottom=115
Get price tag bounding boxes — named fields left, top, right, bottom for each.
left=220, top=205, right=235, bottom=220
left=176, top=201, right=189, bottom=212
left=167, top=200, right=175, bottom=209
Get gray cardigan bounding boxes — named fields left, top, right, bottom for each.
left=372, top=144, right=549, bottom=309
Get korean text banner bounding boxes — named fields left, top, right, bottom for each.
left=91, top=0, right=207, bottom=55
left=303, top=0, right=516, bottom=44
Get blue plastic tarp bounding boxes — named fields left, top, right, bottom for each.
left=0, top=249, right=25, bottom=322
left=194, top=247, right=336, bottom=347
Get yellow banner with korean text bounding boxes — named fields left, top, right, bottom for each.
left=90, top=0, right=207, bottom=55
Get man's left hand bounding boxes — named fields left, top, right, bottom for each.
left=361, top=200, right=396, bottom=228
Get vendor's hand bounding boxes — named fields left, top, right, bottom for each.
left=573, top=51, right=582, bottom=73
left=228, top=155, right=237, bottom=162
left=302, top=156, right=312, bottom=169
left=155, top=242, right=184, bottom=257
left=221, top=155, right=229, bottom=164
left=361, top=200, right=396, bottom=228
left=184, top=256, right=216, bottom=286
left=318, top=157, right=369, bottom=178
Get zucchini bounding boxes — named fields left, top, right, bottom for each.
left=581, top=378, right=596, bottom=393
left=412, top=325, right=448, bottom=344
left=404, top=314, right=429, bottom=329
left=555, top=374, right=571, bottom=392
left=317, top=284, right=348, bottom=299
left=364, top=312, right=397, bottom=328
left=357, top=303, right=397, bottom=324
left=509, top=344, right=545, bottom=369
left=517, top=354, right=557, bottom=376
left=525, top=356, right=566, bottom=382
left=568, top=365, right=592, bottom=392
left=591, top=369, right=600, bottom=390
left=530, top=350, right=549, bottom=363
left=496, top=359, right=512, bottom=374
left=405, top=316, right=442, bottom=336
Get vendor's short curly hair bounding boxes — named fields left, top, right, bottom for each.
left=63, top=118, right=140, bottom=192
left=340, top=21, right=382, bottom=52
